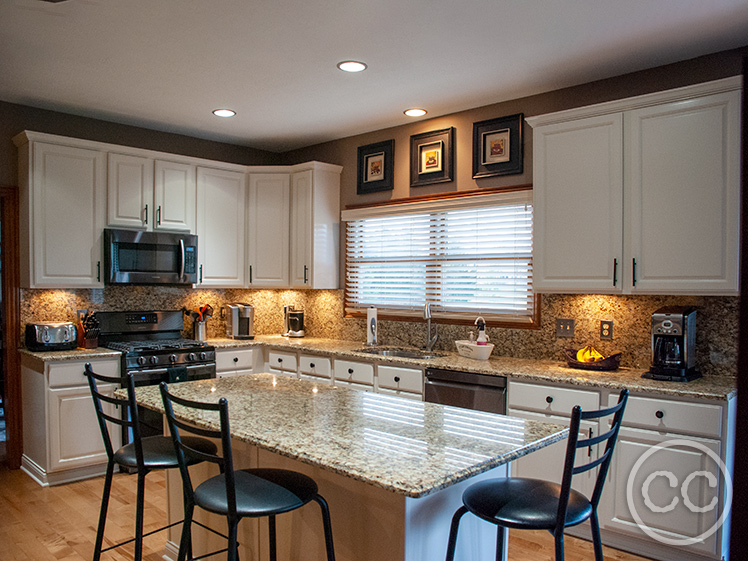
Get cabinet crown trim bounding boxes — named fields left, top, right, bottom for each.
left=525, top=76, right=741, bottom=128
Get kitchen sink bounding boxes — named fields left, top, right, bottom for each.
left=356, top=347, right=447, bottom=359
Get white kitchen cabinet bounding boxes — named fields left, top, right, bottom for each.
left=153, top=160, right=196, bottom=232
left=21, top=355, right=121, bottom=486
left=267, top=350, right=298, bottom=377
left=196, top=166, right=247, bottom=287
left=528, top=79, right=741, bottom=295
left=289, top=165, right=341, bottom=289
left=599, top=393, right=734, bottom=561
left=334, top=359, right=375, bottom=387
left=247, top=173, right=291, bottom=287
left=216, top=347, right=256, bottom=378
left=376, top=365, right=423, bottom=397
left=298, top=355, right=332, bottom=383
left=15, top=135, right=106, bottom=288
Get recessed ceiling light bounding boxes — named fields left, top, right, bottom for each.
left=213, top=109, right=236, bottom=118
left=337, top=60, right=367, bottom=73
left=404, top=108, right=427, bottom=117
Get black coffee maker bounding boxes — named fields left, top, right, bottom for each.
left=643, top=306, right=700, bottom=382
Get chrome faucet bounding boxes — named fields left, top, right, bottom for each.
left=423, top=303, right=438, bottom=351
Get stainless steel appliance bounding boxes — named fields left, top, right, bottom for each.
left=225, top=303, right=255, bottom=339
left=25, top=322, right=77, bottom=351
left=97, top=310, right=216, bottom=442
left=283, top=305, right=305, bottom=338
left=104, top=228, right=198, bottom=286
left=643, top=306, right=700, bottom=382
left=425, top=368, right=507, bottom=414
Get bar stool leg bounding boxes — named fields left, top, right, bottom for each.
left=227, top=519, right=239, bottom=561
left=313, top=495, right=336, bottom=561
left=92, top=461, right=115, bottom=561
left=134, top=470, right=147, bottom=561
left=590, top=510, right=604, bottom=561
left=268, top=514, right=277, bottom=561
left=445, top=505, right=468, bottom=561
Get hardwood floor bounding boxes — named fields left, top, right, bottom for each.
left=0, top=465, right=652, bottom=561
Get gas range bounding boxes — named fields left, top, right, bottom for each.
left=106, top=338, right=215, bottom=370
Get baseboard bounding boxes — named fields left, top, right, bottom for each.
left=162, top=540, right=179, bottom=561
left=20, top=454, right=109, bottom=487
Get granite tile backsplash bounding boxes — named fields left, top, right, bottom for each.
left=21, top=288, right=737, bottom=378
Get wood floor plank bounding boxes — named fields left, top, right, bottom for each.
left=0, top=464, right=652, bottom=561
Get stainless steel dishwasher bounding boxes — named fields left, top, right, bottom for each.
left=424, top=368, right=507, bottom=414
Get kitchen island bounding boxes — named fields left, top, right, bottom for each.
left=129, top=373, right=568, bottom=561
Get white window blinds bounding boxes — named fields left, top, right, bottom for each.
left=342, top=190, right=535, bottom=323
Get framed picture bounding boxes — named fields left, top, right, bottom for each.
left=410, top=127, right=454, bottom=187
left=472, top=113, right=524, bottom=178
left=357, top=139, right=394, bottom=194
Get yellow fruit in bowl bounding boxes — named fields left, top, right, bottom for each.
left=576, top=345, right=605, bottom=363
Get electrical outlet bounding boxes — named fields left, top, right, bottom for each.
left=600, top=320, right=614, bottom=340
left=556, top=318, right=575, bottom=338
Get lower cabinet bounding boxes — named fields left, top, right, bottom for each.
left=21, top=354, right=121, bottom=486
left=215, top=347, right=256, bottom=378
left=299, top=355, right=332, bottom=385
left=267, top=350, right=299, bottom=377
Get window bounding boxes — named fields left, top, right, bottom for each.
left=342, top=189, right=535, bottom=326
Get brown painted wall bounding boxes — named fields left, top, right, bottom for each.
left=0, top=100, right=281, bottom=187
left=283, top=47, right=748, bottom=210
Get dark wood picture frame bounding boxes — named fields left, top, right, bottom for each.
left=472, top=113, right=524, bottom=179
left=410, top=127, right=454, bottom=187
left=357, top=139, right=395, bottom=194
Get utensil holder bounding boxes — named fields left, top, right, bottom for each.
left=194, top=321, right=206, bottom=342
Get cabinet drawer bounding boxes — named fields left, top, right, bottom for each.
left=300, top=374, right=332, bottom=385
left=268, top=351, right=297, bottom=372
left=216, top=369, right=252, bottom=379
left=334, top=360, right=374, bottom=386
left=216, top=348, right=255, bottom=371
left=377, top=365, right=422, bottom=394
left=508, top=381, right=599, bottom=416
left=377, top=388, right=422, bottom=401
left=299, top=356, right=331, bottom=378
left=48, top=359, right=119, bottom=388
left=610, top=394, right=723, bottom=438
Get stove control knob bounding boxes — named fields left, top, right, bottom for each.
left=169, top=354, right=178, bottom=363
left=188, top=353, right=197, bottom=362
left=200, top=352, right=208, bottom=360
left=137, top=356, right=147, bottom=366
left=149, top=356, right=159, bottom=365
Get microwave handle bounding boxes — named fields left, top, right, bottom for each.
left=179, top=238, right=185, bottom=280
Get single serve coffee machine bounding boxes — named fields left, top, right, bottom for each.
left=283, top=305, right=305, bottom=338
left=643, top=306, right=700, bottom=382
left=224, top=303, right=254, bottom=339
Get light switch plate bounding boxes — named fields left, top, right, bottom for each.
left=600, top=320, right=614, bottom=340
left=556, top=318, right=575, bottom=338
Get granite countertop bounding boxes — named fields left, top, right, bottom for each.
left=22, top=335, right=737, bottom=401
left=127, top=373, right=568, bottom=498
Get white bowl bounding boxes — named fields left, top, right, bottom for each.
left=455, top=340, right=494, bottom=360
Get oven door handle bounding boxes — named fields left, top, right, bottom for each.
left=130, top=363, right=215, bottom=377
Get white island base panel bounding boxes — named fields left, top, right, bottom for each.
left=163, top=442, right=508, bottom=561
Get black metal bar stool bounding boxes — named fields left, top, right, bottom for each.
left=445, top=388, right=628, bottom=561
left=159, top=381, right=336, bottom=561
left=85, top=364, right=218, bottom=561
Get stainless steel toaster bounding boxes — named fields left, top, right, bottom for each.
left=25, top=322, right=78, bottom=351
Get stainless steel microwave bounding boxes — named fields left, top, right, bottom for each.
left=104, top=228, right=198, bottom=286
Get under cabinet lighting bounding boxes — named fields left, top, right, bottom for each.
left=212, top=108, right=236, bottom=118
left=337, top=60, right=367, bottom=73
left=404, top=108, right=427, bottom=117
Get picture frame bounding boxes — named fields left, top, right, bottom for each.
left=357, top=139, right=394, bottom=194
left=472, top=113, right=524, bottom=179
left=410, top=127, right=454, bottom=187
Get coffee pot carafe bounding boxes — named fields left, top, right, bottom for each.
left=644, top=306, right=699, bottom=382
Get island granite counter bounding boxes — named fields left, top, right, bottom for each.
left=130, top=373, right=568, bottom=561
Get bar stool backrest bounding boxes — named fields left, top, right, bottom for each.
left=159, top=382, right=237, bottom=517
left=556, top=388, right=628, bottom=533
left=85, top=363, right=145, bottom=469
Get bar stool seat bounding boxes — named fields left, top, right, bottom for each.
left=114, top=436, right=216, bottom=469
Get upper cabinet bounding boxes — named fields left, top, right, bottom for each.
left=15, top=135, right=106, bottom=288
left=528, top=78, right=741, bottom=295
left=107, top=155, right=195, bottom=232
left=247, top=173, right=291, bottom=287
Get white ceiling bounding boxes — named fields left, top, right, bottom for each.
left=1, top=0, right=747, bottom=153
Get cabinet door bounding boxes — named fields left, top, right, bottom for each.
left=196, top=167, right=247, bottom=287
left=532, top=114, right=624, bottom=293
left=290, top=170, right=313, bottom=288
left=247, top=174, right=290, bottom=287
left=154, top=160, right=196, bottom=232
left=107, top=153, right=153, bottom=229
left=625, top=91, right=740, bottom=294
left=31, top=142, right=106, bottom=288
left=48, top=383, right=120, bottom=472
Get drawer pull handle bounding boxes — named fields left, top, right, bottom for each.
left=233, top=357, right=238, bottom=363
left=655, top=410, right=664, bottom=419
left=546, top=396, right=554, bottom=404
left=348, top=368, right=354, bottom=374
left=277, top=358, right=283, bottom=363
left=310, top=363, right=316, bottom=368
left=394, top=376, right=400, bottom=383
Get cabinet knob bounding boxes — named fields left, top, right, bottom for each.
left=546, top=395, right=554, bottom=404
left=655, top=410, right=664, bottom=419
left=233, top=357, right=238, bottom=363
left=310, top=363, right=316, bottom=368
left=348, top=368, right=354, bottom=374
left=277, top=358, right=283, bottom=363
left=394, top=376, right=401, bottom=383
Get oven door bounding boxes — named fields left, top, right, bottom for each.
left=104, top=228, right=198, bottom=286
